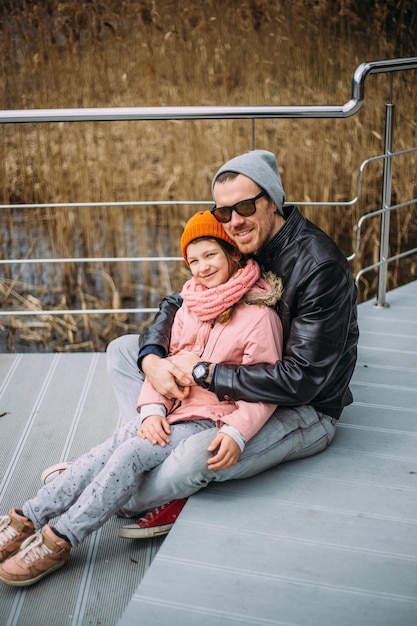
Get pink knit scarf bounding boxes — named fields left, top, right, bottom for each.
left=181, top=258, right=261, bottom=321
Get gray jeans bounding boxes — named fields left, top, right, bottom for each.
left=105, top=335, right=337, bottom=517
left=23, top=416, right=213, bottom=547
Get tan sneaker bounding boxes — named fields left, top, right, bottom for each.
left=0, top=510, right=35, bottom=563
left=0, top=526, right=71, bottom=586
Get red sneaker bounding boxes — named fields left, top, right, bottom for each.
left=118, top=499, right=187, bottom=539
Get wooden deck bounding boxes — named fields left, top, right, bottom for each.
left=1, top=280, right=416, bottom=626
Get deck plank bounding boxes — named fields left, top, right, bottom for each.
left=0, top=352, right=165, bottom=626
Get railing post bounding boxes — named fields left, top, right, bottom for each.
left=375, top=81, right=395, bottom=308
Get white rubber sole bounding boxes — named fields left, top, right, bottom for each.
left=118, top=523, right=173, bottom=539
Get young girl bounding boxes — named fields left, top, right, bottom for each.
left=0, top=210, right=283, bottom=587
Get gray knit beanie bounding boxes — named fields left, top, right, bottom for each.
left=211, top=150, right=286, bottom=216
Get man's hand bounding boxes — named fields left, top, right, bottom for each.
left=137, top=415, right=171, bottom=446
left=142, top=354, right=191, bottom=400
left=207, top=432, right=241, bottom=470
left=168, top=350, right=200, bottom=381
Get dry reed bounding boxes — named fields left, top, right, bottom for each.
left=0, top=0, right=416, bottom=351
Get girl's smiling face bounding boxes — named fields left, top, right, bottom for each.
left=186, top=238, right=235, bottom=288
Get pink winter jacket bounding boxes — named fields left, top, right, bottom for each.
left=136, top=276, right=283, bottom=448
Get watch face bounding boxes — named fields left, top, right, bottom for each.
left=194, top=364, right=206, bottom=379
left=192, top=362, right=210, bottom=388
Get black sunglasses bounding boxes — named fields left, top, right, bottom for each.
left=211, top=190, right=266, bottom=224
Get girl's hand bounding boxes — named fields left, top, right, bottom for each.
left=137, top=415, right=171, bottom=446
left=207, top=432, right=241, bottom=470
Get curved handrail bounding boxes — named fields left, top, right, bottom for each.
left=0, top=57, right=416, bottom=124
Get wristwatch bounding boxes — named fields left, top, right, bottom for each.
left=192, top=361, right=211, bottom=389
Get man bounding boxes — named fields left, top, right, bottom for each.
left=106, top=149, right=359, bottom=538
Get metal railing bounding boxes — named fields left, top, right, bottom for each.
left=1, top=56, right=416, bottom=320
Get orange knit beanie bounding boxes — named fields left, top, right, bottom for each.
left=180, top=211, right=237, bottom=263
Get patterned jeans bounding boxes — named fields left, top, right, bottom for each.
left=23, top=416, right=213, bottom=547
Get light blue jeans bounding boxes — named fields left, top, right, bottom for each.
left=106, top=335, right=337, bottom=517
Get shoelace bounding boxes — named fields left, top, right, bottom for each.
left=139, top=504, right=167, bottom=523
left=18, top=533, right=53, bottom=564
left=0, top=515, right=18, bottom=547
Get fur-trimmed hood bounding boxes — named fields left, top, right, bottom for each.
left=243, top=271, right=283, bottom=307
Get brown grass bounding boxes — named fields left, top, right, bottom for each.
left=0, top=0, right=416, bottom=351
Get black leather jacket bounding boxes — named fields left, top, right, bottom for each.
left=138, top=205, right=359, bottom=419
